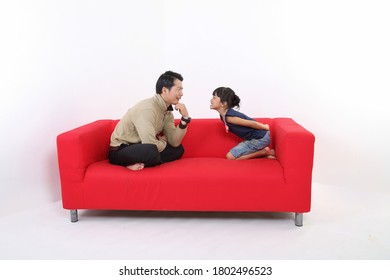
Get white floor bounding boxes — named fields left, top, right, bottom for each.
left=1, top=183, right=389, bottom=260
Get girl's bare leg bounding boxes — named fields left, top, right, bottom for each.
left=227, top=147, right=276, bottom=160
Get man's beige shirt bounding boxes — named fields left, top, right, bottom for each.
left=110, top=94, right=187, bottom=152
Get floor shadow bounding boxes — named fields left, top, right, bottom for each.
left=78, top=209, right=293, bottom=222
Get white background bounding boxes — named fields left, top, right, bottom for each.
left=1, top=0, right=389, bottom=217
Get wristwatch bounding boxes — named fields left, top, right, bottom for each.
left=179, top=116, right=191, bottom=129
left=181, top=116, right=191, bottom=123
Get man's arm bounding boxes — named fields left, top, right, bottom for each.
left=163, top=112, right=188, bottom=147
left=134, top=110, right=167, bottom=152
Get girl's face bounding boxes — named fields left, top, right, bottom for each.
left=210, top=94, right=224, bottom=110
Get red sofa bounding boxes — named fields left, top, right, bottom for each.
left=56, top=118, right=315, bottom=226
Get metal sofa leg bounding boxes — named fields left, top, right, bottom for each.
left=70, top=210, right=79, bottom=223
left=295, top=212, right=303, bottom=227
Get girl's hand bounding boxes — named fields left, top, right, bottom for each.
left=261, top=123, right=270, bottom=130
left=254, top=122, right=269, bottom=130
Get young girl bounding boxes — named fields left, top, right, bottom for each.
left=210, top=87, right=275, bottom=160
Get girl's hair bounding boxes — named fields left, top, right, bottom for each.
left=212, top=87, right=240, bottom=109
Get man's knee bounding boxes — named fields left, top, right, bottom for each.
left=160, top=144, right=184, bottom=163
left=176, top=144, right=184, bottom=158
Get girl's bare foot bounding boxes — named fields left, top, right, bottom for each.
left=266, top=148, right=276, bottom=159
left=126, top=163, right=145, bottom=171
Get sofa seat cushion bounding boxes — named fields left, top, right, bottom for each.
left=82, top=158, right=286, bottom=211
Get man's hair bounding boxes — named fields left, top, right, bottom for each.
left=156, top=71, right=183, bottom=94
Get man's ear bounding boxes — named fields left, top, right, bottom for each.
left=162, top=86, right=169, bottom=95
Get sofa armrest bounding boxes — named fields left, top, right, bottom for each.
left=272, top=118, right=315, bottom=186
left=56, top=120, right=115, bottom=183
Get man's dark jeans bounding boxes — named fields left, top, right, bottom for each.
left=109, top=143, right=184, bottom=167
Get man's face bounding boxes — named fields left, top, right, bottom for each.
left=162, top=79, right=183, bottom=105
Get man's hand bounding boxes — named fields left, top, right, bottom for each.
left=174, top=103, right=189, bottom=118
left=158, top=134, right=167, bottom=142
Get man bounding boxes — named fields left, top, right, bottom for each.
left=108, top=71, right=190, bottom=171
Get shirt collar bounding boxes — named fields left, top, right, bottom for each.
left=155, top=94, right=173, bottom=112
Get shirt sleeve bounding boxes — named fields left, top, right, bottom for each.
left=163, top=112, right=187, bottom=147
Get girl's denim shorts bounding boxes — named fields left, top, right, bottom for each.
left=230, top=131, right=270, bottom=158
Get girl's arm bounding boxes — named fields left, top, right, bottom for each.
left=226, top=116, right=269, bottom=130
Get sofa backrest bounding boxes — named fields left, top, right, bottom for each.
left=109, top=118, right=273, bottom=159
left=181, top=118, right=273, bottom=158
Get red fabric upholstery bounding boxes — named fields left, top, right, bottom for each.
left=57, top=118, right=315, bottom=214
